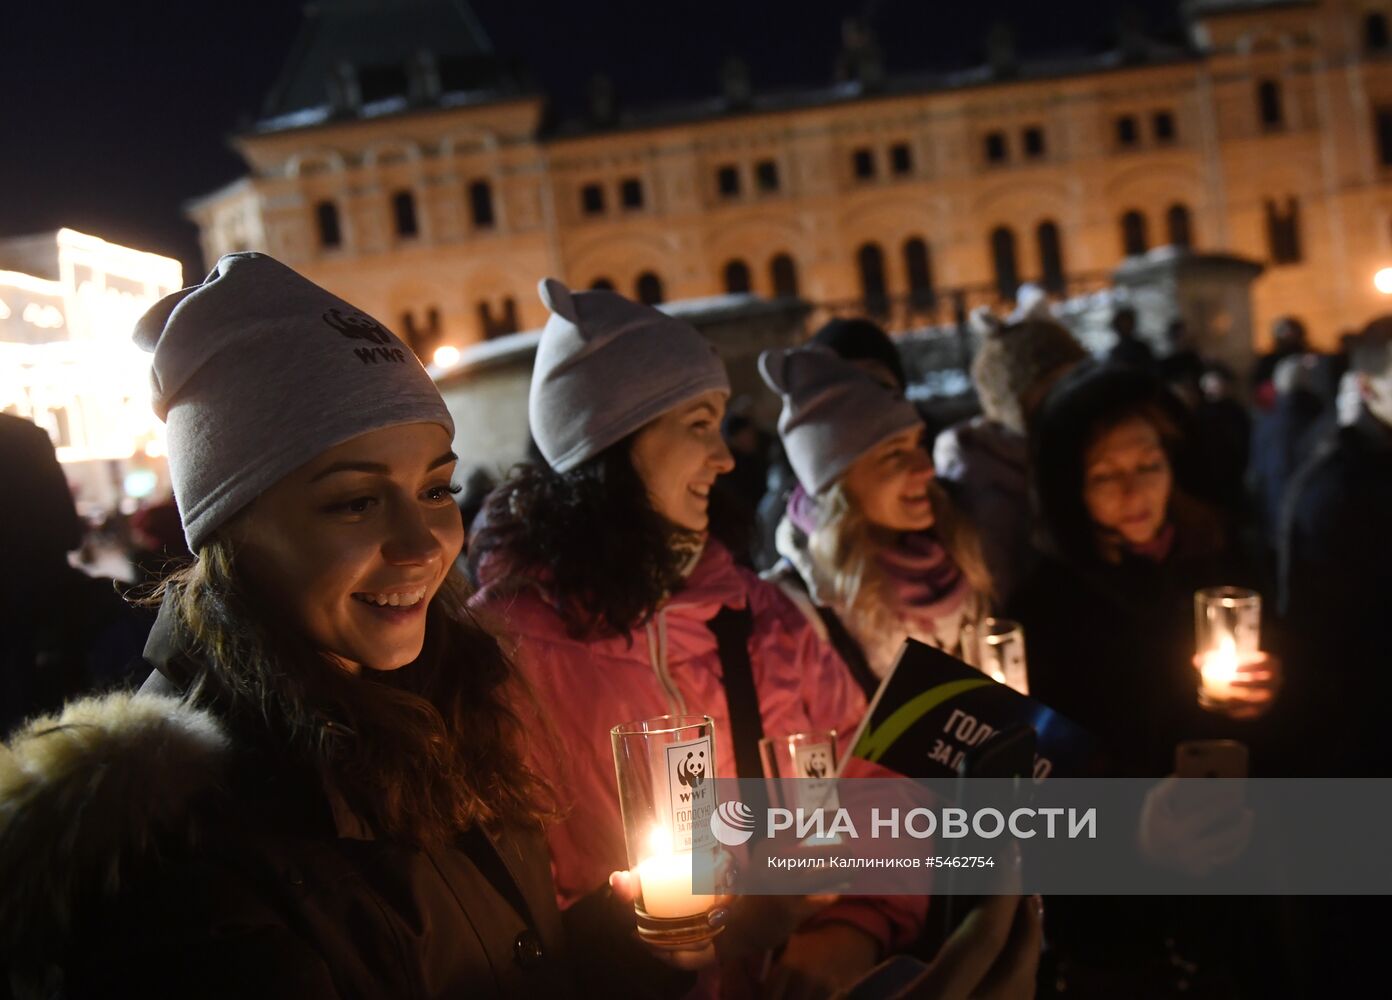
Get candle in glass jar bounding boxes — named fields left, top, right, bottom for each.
left=636, top=827, right=713, bottom=919
left=1199, top=634, right=1241, bottom=702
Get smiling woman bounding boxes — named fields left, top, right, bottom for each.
left=229, top=424, right=464, bottom=674
left=470, top=279, right=921, bottom=995
left=0, top=254, right=675, bottom=998
left=758, top=345, right=992, bottom=686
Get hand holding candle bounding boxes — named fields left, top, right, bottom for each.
left=636, top=826, right=715, bottom=918
left=1193, top=588, right=1281, bottom=719
left=611, top=714, right=724, bottom=948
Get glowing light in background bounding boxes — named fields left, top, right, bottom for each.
left=123, top=469, right=159, bottom=499
left=433, top=345, right=461, bottom=368
left=1375, top=267, right=1392, bottom=294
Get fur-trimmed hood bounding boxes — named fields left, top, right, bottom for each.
left=0, top=691, right=230, bottom=956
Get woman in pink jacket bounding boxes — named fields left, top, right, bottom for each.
left=469, top=279, right=921, bottom=996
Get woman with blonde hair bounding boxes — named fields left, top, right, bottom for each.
left=760, top=346, right=993, bottom=693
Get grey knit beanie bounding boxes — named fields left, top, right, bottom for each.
left=133, top=252, right=453, bottom=551
left=759, top=346, right=921, bottom=496
left=529, top=277, right=729, bottom=471
left=970, top=316, right=1088, bottom=435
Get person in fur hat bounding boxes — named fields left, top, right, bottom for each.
left=0, top=255, right=687, bottom=999
left=933, top=310, right=1088, bottom=603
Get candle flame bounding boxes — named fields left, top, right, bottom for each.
left=1202, top=634, right=1239, bottom=683
left=646, top=825, right=673, bottom=858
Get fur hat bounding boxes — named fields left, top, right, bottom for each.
left=528, top=278, right=729, bottom=472
left=971, top=316, right=1088, bottom=435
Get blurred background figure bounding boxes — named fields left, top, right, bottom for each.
left=127, top=494, right=191, bottom=585
left=1279, top=317, right=1392, bottom=776
left=0, top=414, right=151, bottom=736
left=1105, top=304, right=1156, bottom=371
left=454, top=464, right=498, bottom=539
left=935, top=312, right=1087, bottom=604
left=808, top=316, right=907, bottom=390
left=1250, top=315, right=1309, bottom=409
left=1249, top=352, right=1327, bottom=549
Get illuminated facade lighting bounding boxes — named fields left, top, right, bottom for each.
left=0, top=229, right=182, bottom=468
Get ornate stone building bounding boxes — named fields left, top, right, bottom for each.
left=190, top=0, right=1392, bottom=356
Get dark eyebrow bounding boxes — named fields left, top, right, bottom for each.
left=687, top=402, right=718, bottom=418
left=310, top=451, right=457, bottom=483
left=310, top=461, right=390, bottom=482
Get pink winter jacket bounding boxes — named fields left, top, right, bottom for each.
left=471, top=540, right=926, bottom=954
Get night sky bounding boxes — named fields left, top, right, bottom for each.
left=0, top=0, right=1180, bottom=278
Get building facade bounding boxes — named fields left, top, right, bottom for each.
left=190, top=0, right=1392, bottom=356
left=0, top=228, right=182, bottom=510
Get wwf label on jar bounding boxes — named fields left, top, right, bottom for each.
left=663, top=736, right=715, bottom=851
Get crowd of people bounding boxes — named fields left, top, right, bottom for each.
left=1, top=250, right=1389, bottom=998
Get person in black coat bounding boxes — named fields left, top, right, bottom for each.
left=1279, top=318, right=1392, bottom=777
left=0, top=414, right=151, bottom=738
left=1008, top=363, right=1291, bottom=997
left=1010, top=363, right=1280, bottom=775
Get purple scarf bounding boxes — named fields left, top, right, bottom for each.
left=786, top=484, right=971, bottom=619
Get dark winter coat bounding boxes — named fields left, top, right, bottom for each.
left=0, top=566, right=151, bottom=738
left=0, top=606, right=688, bottom=999
left=1012, top=363, right=1260, bottom=775
left=1278, top=406, right=1392, bottom=775
left=1009, top=500, right=1245, bottom=776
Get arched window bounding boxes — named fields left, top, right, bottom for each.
left=903, top=237, right=935, bottom=310
left=769, top=253, right=799, bottom=298
left=990, top=227, right=1019, bottom=302
left=315, top=200, right=342, bottom=249
left=391, top=190, right=419, bottom=238
left=1166, top=203, right=1193, bottom=249
left=1265, top=197, right=1303, bottom=265
left=1367, top=12, right=1390, bottom=52
left=589, top=277, right=615, bottom=291
left=857, top=243, right=889, bottom=317
left=636, top=272, right=664, bottom=305
left=402, top=305, right=441, bottom=354
left=468, top=179, right=495, bottom=228
left=477, top=299, right=518, bottom=339
left=1258, top=79, right=1284, bottom=130
left=499, top=297, right=518, bottom=335
left=723, top=259, right=752, bottom=294
left=1036, top=220, right=1065, bottom=294
left=1121, top=210, right=1149, bottom=257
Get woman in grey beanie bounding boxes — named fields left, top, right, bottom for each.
left=760, top=346, right=994, bottom=688
left=470, top=279, right=924, bottom=995
left=0, top=255, right=677, bottom=998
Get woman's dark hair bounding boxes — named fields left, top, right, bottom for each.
left=1031, top=361, right=1190, bottom=564
left=468, top=437, right=697, bottom=639
left=154, top=545, right=552, bottom=846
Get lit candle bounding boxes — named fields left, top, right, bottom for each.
left=636, top=826, right=713, bottom=919
left=1199, top=634, right=1241, bottom=703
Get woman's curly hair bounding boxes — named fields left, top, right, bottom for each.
left=468, top=437, right=699, bottom=640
